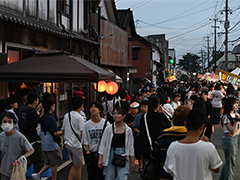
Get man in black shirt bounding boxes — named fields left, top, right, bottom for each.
left=116, top=90, right=130, bottom=113
left=125, top=102, right=140, bottom=128
left=19, top=92, right=44, bottom=172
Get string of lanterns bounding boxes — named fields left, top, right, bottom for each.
left=94, top=80, right=119, bottom=95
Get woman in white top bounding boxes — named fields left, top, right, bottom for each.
left=219, top=97, right=240, bottom=180
left=98, top=107, right=135, bottom=180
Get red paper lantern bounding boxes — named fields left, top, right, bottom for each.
left=106, top=81, right=119, bottom=95
left=94, top=80, right=107, bottom=92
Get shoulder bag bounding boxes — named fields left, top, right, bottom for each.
left=141, top=113, right=157, bottom=180
left=68, top=112, right=82, bottom=143
left=111, top=124, right=126, bottom=167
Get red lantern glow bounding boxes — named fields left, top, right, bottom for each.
left=106, top=81, right=119, bottom=95
left=94, top=80, right=107, bottom=92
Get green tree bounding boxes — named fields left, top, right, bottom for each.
left=178, top=53, right=202, bottom=73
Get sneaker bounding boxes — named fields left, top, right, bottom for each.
left=31, top=173, right=40, bottom=180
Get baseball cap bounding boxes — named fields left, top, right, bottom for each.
left=130, top=102, right=140, bottom=108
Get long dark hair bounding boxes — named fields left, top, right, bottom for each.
left=147, top=95, right=160, bottom=116
left=223, top=97, right=238, bottom=125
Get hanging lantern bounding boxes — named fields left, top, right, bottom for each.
left=94, top=80, right=107, bottom=92
left=106, top=81, right=119, bottom=95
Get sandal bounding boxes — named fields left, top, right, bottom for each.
left=139, top=168, right=143, bottom=173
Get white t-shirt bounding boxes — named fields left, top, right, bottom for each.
left=82, top=118, right=109, bottom=152
left=222, top=113, right=238, bottom=133
left=171, top=101, right=181, bottom=110
left=62, top=111, right=85, bottom=148
left=164, top=140, right=222, bottom=180
left=210, top=90, right=223, bottom=108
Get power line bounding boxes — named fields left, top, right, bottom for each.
left=132, top=0, right=153, bottom=10
left=168, top=22, right=212, bottom=40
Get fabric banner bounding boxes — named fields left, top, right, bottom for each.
left=217, top=69, right=240, bottom=87
left=165, top=76, right=176, bottom=82
left=198, top=72, right=219, bottom=81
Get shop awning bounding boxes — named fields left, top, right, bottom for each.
left=0, top=50, right=115, bottom=82
left=102, top=67, right=122, bottom=83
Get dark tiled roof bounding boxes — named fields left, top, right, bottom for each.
left=117, top=9, right=133, bottom=30
left=232, top=44, right=240, bottom=54
left=0, top=5, right=98, bottom=46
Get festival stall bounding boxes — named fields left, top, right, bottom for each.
left=197, top=72, right=219, bottom=82
left=216, top=69, right=240, bottom=87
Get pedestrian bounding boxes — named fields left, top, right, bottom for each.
left=211, top=83, right=223, bottom=124
left=192, top=99, right=213, bottom=140
left=98, top=107, right=135, bottom=180
left=0, top=111, right=34, bottom=180
left=73, top=91, right=87, bottom=123
left=208, top=84, right=215, bottom=101
left=19, top=92, right=44, bottom=172
left=6, top=97, right=19, bottom=131
left=200, top=90, right=214, bottom=138
left=132, top=100, right=148, bottom=173
left=140, top=95, right=171, bottom=162
left=15, top=88, right=29, bottom=118
left=102, top=94, right=114, bottom=123
left=164, top=109, right=222, bottom=180
left=219, top=97, right=240, bottom=180
left=31, top=98, right=63, bottom=180
left=62, top=96, right=85, bottom=180
left=125, top=102, right=140, bottom=128
left=82, top=101, right=109, bottom=180
left=171, top=92, right=181, bottom=110
left=115, top=90, right=130, bottom=113
left=151, top=105, right=190, bottom=180
left=187, top=95, right=198, bottom=109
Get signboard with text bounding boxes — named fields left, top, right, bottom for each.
left=165, top=75, right=176, bottom=82
left=217, top=69, right=240, bottom=87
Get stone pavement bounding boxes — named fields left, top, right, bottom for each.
left=45, top=124, right=240, bottom=180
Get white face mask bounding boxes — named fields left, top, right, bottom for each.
left=1, top=123, right=14, bottom=133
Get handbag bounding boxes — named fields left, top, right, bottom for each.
left=111, top=124, right=126, bottom=167
left=10, top=162, right=26, bottom=180
left=141, top=113, right=157, bottom=180
left=41, top=118, right=62, bottom=148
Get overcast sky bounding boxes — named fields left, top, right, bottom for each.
left=115, top=0, right=240, bottom=63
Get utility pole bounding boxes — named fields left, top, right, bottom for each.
left=205, top=36, right=210, bottom=72
left=210, top=16, right=219, bottom=72
left=199, top=49, right=205, bottom=73
left=224, top=0, right=229, bottom=71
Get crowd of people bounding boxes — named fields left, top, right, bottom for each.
left=0, top=79, right=240, bottom=180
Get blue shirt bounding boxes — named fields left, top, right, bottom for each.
left=41, top=112, right=59, bottom=151
left=132, top=113, right=143, bottom=129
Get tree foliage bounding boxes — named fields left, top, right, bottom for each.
left=178, top=53, right=202, bottom=73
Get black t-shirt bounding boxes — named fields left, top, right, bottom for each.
left=140, top=112, right=171, bottom=146
left=116, top=100, right=130, bottom=113
left=19, top=106, right=41, bottom=143
left=124, top=113, right=137, bottom=129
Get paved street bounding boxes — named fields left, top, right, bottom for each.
left=45, top=125, right=240, bottom=180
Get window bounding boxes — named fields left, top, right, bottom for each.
left=8, top=50, right=19, bottom=64
left=132, top=46, right=140, bottom=60
left=62, top=0, right=70, bottom=16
